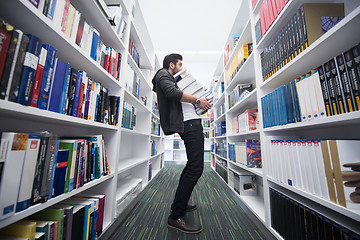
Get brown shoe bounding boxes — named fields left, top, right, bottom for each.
left=167, top=216, right=202, bottom=234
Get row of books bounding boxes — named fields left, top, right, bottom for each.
left=216, top=103, right=225, bottom=119
left=228, top=170, right=257, bottom=196
left=215, top=161, right=228, bottom=183
left=128, top=38, right=140, bottom=67
left=204, top=131, right=211, bottom=139
left=213, top=139, right=227, bottom=159
left=270, top=188, right=360, bottom=240
left=223, top=32, right=241, bottom=67
left=226, top=43, right=253, bottom=84
left=214, top=121, right=226, bottom=137
left=150, top=139, right=158, bottom=156
left=267, top=139, right=360, bottom=209
left=0, top=23, right=121, bottom=125
left=228, top=83, right=253, bottom=109
left=202, top=119, right=210, bottom=128
left=260, top=3, right=344, bottom=81
left=121, top=101, right=137, bottom=130
left=0, top=132, right=109, bottom=221
left=151, top=117, right=160, bottom=136
left=124, top=63, right=141, bottom=100
left=106, top=4, right=127, bottom=41
left=28, top=0, right=124, bottom=79
left=259, top=0, right=289, bottom=37
left=0, top=194, right=106, bottom=240
left=228, top=139, right=262, bottom=168
left=151, top=97, right=159, bottom=117
left=231, top=109, right=258, bottom=134
left=261, top=43, right=360, bottom=128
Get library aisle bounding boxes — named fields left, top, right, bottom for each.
left=103, top=164, right=275, bottom=240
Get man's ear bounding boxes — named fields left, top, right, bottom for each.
left=169, top=62, right=174, bottom=69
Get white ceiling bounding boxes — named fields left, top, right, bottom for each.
left=137, top=0, right=242, bottom=87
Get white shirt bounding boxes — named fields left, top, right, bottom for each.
left=182, top=102, right=200, bottom=122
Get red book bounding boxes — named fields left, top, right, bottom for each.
left=251, top=0, right=258, bottom=9
left=0, top=20, right=12, bottom=81
left=103, top=47, right=110, bottom=72
left=113, top=52, right=119, bottom=79
left=30, top=47, right=47, bottom=107
left=108, top=48, right=113, bottom=75
left=271, top=0, right=281, bottom=17
left=267, top=0, right=276, bottom=26
left=76, top=74, right=86, bottom=118
left=259, top=4, right=266, bottom=36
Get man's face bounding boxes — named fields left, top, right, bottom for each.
left=171, top=60, right=183, bottom=75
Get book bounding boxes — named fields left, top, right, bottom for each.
left=52, top=149, right=69, bottom=198
left=0, top=29, right=22, bottom=100
left=66, top=68, right=78, bottom=116
left=0, top=133, right=29, bottom=220
left=36, top=43, right=57, bottom=110
left=48, top=58, right=66, bottom=113
left=0, top=19, right=13, bottom=81
left=16, top=34, right=42, bottom=106
left=33, top=221, right=50, bottom=240
left=16, top=133, right=41, bottom=212
left=51, top=204, right=74, bottom=240
left=47, top=138, right=60, bottom=200
left=29, top=46, right=47, bottom=107
left=0, top=220, right=36, bottom=240
left=59, top=62, right=72, bottom=114
left=7, top=34, right=30, bottom=102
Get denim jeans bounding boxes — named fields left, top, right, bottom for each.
left=170, top=119, right=204, bottom=219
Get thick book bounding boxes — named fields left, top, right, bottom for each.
left=0, top=133, right=29, bottom=220
left=0, top=19, right=13, bottom=80
left=343, top=48, right=360, bottom=111
left=71, top=70, right=83, bottom=117
left=48, top=139, right=60, bottom=200
left=66, top=68, right=78, bottom=116
left=29, top=46, right=47, bottom=107
left=7, top=34, right=29, bottom=102
left=52, top=149, right=68, bottom=198
left=77, top=71, right=87, bottom=118
left=31, top=131, right=51, bottom=205
left=336, top=54, right=356, bottom=112
left=0, top=220, right=36, bottom=240
left=0, top=29, right=22, bottom=100
left=48, top=58, right=66, bottom=113
left=16, top=34, right=42, bottom=106
left=37, top=44, right=57, bottom=110
left=16, top=134, right=41, bottom=213
left=30, top=208, right=65, bottom=240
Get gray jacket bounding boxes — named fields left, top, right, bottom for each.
left=152, top=68, right=184, bottom=135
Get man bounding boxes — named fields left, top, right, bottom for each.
left=152, top=53, right=211, bottom=233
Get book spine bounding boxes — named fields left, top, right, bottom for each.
left=37, top=44, right=57, bottom=110
left=29, top=46, right=47, bottom=107
left=67, top=68, right=78, bottom=115
left=17, top=34, right=42, bottom=106
left=72, top=71, right=83, bottom=117
left=0, top=29, right=21, bottom=100
left=77, top=72, right=86, bottom=118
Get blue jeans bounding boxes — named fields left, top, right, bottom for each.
left=170, top=119, right=204, bottom=219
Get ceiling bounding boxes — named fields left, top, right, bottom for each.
left=137, top=0, right=242, bottom=87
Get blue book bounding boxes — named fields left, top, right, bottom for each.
left=47, top=0, right=57, bottom=20
left=48, top=139, right=60, bottom=200
left=59, top=62, right=72, bottom=114
left=17, top=34, right=42, bottom=105
left=90, top=30, right=99, bottom=61
left=52, top=149, right=69, bottom=198
left=38, top=44, right=57, bottom=110
left=72, top=71, right=83, bottom=117
left=48, top=58, right=66, bottom=113
left=291, top=80, right=302, bottom=122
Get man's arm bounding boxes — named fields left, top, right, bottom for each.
left=181, top=92, right=211, bottom=110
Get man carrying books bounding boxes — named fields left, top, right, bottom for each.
left=152, top=53, right=211, bottom=234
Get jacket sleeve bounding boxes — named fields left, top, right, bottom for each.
left=157, top=75, right=183, bottom=102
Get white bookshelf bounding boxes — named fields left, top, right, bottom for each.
left=210, top=0, right=360, bottom=238
left=0, top=0, right=163, bottom=234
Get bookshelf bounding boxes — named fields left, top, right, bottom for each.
left=0, top=0, right=163, bottom=236
left=211, top=0, right=360, bottom=238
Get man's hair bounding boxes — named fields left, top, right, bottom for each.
left=163, top=53, right=182, bottom=69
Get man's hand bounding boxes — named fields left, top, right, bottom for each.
left=198, top=97, right=212, bottom=111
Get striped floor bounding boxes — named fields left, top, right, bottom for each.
left=107, top=164, right=275, bottom=240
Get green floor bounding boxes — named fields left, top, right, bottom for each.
left=105, top=164, right=275, bottom=240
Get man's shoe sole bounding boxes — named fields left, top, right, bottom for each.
left=167, top=223, right=202, bottom=234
